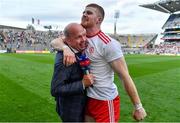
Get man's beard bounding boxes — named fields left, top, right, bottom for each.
left=81, top=17, right=91, bottom=28
left=81, top=22, right=93, bottom=29
left=81, top=21, right=87, bottom=28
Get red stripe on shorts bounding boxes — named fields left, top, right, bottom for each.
left=85, top=96, right=120, bottom=122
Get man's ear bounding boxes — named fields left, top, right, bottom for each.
left=98, top=17, right=102, bottom=23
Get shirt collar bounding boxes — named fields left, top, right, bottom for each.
left=69, top=46, right=79, bottom=53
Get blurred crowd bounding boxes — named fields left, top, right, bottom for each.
left=153, top=42, right=180, bottom=55
left=0, top=29, right=180, bottom=55
left=0, top=29, right=62, bottom=52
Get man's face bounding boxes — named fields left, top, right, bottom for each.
left=68, top=26, right=88, bottom=51
left=81, top=7, right=100, bottom=28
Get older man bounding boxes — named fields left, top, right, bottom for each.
left=51, top=23, right=94, bottom=122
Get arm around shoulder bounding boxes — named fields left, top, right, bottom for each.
left=50, top=37, right=76, bottom=66
left=50, top=37, right=65, bottom=51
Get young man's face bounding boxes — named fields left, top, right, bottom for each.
left=81, top=7, right=100, bottom=28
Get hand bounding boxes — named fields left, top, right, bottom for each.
left=82, top=74, right=94, bottom=87
left=63, top=47, right=76, bottom=66
left=133, top=107, right=147, bottom=121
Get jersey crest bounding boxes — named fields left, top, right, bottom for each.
left=88, top=46, right=94, bottom=54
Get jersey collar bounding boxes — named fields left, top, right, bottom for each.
left=86, top=30, right=101, bottom=38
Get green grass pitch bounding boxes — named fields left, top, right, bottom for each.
left=0, top=53, right=180, bottom=122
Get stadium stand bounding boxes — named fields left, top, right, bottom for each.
left=140, top=0, right=180, bottom=55
left=139, top=0, right=180, bottom=13
left=0, top=23, right=158, bottom=54
left=0, top=25, right=62, bottom=53
left=109, top=34, right=157, bottom=54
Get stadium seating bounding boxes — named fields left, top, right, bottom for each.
left=109, top=34, right=157, bottom=54
left=0, top=29, right=61, bottom=52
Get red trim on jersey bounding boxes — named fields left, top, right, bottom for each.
left=98, top=31, right=111, bottom=44
left=86, top=30, right=111, bottom=44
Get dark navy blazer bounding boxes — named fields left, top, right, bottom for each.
left=51, top=51, right=87, bottom=122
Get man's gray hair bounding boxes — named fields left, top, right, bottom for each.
left=63, top=26, right=70, bottom=38
left=63, top=23, right=80, bottom=38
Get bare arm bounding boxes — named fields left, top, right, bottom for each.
left=50, top=37, right=65, bottom=51
left=50, top=37, right=76, bottom=66
left=110, top=57, right=147, bottom=121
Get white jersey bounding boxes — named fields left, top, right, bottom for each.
left=85, top=31, right=123, bottom=100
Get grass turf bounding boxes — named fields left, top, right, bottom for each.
left=0, top=53, right=180, bottom=122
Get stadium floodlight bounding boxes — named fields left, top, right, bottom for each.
left=114, top=10, right=120, bottom=19
left=114, top=10, right=120, bottom=35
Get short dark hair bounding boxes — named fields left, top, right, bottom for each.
left=86, top=3, right=105, bottom=21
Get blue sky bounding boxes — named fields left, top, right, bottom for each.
left=0, top=0, right=170, bottom=34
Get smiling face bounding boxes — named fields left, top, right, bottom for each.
left=65, top=23, right=88, bottom=52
